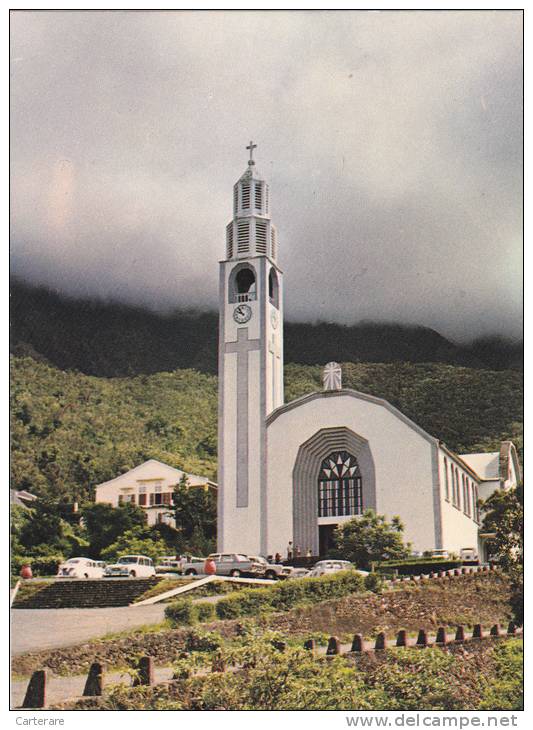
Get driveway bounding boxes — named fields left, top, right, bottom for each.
left=10, top=604, right=167, bottom=655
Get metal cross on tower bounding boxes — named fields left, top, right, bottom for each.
left=246, top=140, right=257, bottom=166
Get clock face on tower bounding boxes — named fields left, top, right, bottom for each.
left=233, top=304, right=252, bottom=324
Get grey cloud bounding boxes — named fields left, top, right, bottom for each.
left=10, top=10, right=522, bottom=341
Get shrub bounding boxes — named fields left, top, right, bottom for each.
left=376, top=559, right=462, bottom=576
left=183, top=629, right=223, bottom=653
left=215, top=570, right=365, bottom=620
left=165, top=599, right=197, bottom=625
left=364, top=572, right=384, bottom=593
left=215, top=592, right=246, bottom=620
left=11, top=554, right=64, bottom=576
left=478, top=639, right=523, bottom=710
left=195, top=602, right=216, bottom=623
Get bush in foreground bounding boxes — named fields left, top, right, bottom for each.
left=165, top=599, right=197, bottom=626
left=92, top=635, right=523, bottom=711
left=215, top=570, right=366, bottom=621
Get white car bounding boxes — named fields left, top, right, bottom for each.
left=104, top=555, right=156, bottom=578
left=459, top=548, right=478, bottom=561
left=308, top=560, right=355, bottom=577
left=430, top=549, right=450, bottom=559
left=288, top=567, right=311, bottom=579
left=57, top=557, right=105, bottom=580
left=247, top=555, right=294, bottom=580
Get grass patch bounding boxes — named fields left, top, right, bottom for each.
left=12, top=581, right=50, bottom=604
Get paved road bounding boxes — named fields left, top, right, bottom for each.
left=10, top=591, right=226, bottom=656
left=10, top=605, right=167, bottom=655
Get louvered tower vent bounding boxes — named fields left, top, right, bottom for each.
left=225, top=150, right=278, bottom=261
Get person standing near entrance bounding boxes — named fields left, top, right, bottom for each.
left=287, top=541, right=293, bottom=560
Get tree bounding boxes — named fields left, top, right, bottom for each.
left=481, top=484, right=523, bottom=624
left=11, top=499, right=88, bottom=567
left=101, top=527, right=168, bottom=562
left=173, top=475, right=217, bottom=545
left=481, top=484, right=523, bottom=571
left=81, top=502, right=147, bottom=558
left=332, top=509, right=410, bottom=569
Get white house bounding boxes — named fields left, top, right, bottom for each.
left=217, top=144, right=520, bottom=560
left=95, top=459, right=217, bottom=527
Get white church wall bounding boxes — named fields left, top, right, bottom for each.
left=440, top=498, right=480, bottom=554
left=219, top=348, right=263, bottom=554
left=219, top=351, right=237, bottom=547
left=266, top=393, right=441, bottom=556
left=437, top=451, right=480, bottom=554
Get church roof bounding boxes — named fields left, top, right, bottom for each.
left=266, top=388, right=513, bottom=483
left=10, top=489, right=37, bottom=507
left=458, top=452, right=500, bottom=480
left=238, top=165, right=264, bottom=183
left=266, top=388, right=439, bottom=446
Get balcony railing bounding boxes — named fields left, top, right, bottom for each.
left=237, top=292, right=256, bottom=303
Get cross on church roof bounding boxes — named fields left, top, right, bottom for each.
left=246, top=140, right=257, bottom=166
left=323, top=362, right=342, bottom=391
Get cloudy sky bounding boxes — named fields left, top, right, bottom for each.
left=11, top=10, right=522, bottom=342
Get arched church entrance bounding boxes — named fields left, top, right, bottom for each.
left=318, top=450, right=363, bottom=555
left=292, top=427, right=376, bottom=557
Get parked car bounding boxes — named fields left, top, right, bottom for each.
left=287, top=567, right=311, bottom=579
left=57, top=557, right=105, bottom=580
left=430, top=549, right=450, bottom=559
left=459, top=548, right=478, bottom=561
left=308, top=560, right=355, bottom=577
left=155, top=557, right=182, bottom=574
left=182, top=553, right=264, bottom=577
left=247, top=555, right=294, bottom=580
left=104, top=555, right=156, bottom=578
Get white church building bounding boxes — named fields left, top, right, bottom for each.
left=217, top=144, right=520, bottom=560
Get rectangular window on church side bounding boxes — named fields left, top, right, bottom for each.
left=444, top=458, right=450, bottom=501
left=453, top=468, right=460, bottom=509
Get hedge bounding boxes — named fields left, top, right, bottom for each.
left=215, top=570, right=365, bottom=620
left=165, top=599, right=217, bottom=626
left=195, top=602, right=216, bottom=622
left=165, top=599, right=198, bottom=625
left=11, top=555, right=64, bottom=577
left=375, top=559, right=462, bottom=576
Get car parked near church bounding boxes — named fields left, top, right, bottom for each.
left=104, top=555, right=156, bottom=578
left=308, top=559, right=362, bottom=578
left=182, top=553, right=264, bottom=577
left=57, top=557, right=105, bottom=580
left=247, top=555, right=294, bottom=580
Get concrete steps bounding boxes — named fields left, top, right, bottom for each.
left=12, top=578, right=162, bottom=609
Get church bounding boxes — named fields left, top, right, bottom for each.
left=217, top=144, right=520, bottom=560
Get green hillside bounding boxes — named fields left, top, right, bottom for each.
left=10, top=356, right=522, bottom=502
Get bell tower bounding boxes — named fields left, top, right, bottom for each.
left=217, top=143, right=284, bottom=555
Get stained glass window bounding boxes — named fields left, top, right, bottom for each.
left=318, top=451, right=363, bottom=517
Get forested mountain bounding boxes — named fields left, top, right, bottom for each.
left=11, top=356, right=523, bottom=502
left=10, top=279, right=523, bottom=376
